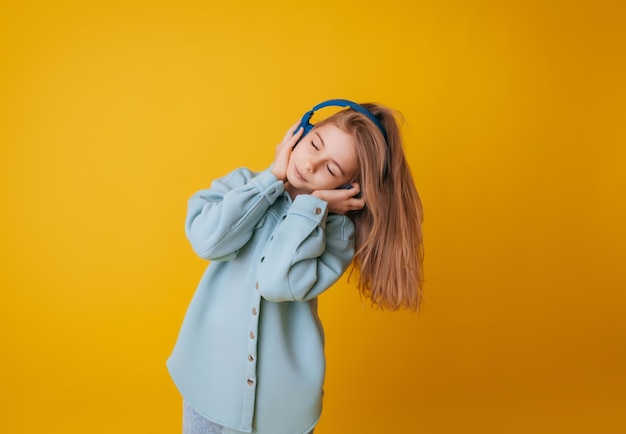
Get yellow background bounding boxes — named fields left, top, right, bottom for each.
left=1, top=1, right=624, bottom=433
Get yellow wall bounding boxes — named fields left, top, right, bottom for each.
left=1, top=1, right=624, bottom=433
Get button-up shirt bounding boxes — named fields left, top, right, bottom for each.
left=167, top=168, right=356, bottom=434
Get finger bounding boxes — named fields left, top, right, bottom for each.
left=282, top=127, right=304, bottom=151
left=348, top=197, right=366, bottom=210
left=280, top=127, right=303, bottom=150
left=288, top=126, right=304, bottom=144
left=283, top=121, right=302, bottom=141
left=278, top=138, right=295, bottom=164
left=340, top=183, right=361, bottom=200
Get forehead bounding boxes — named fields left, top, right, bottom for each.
left=314, top=123, right=355, bottom=151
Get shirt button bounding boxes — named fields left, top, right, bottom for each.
left=260, top=256, right=265, bottom=263
left=255, top=282, right=259, bottom=290
left=250, top=331, right=255, bottom=339
left=248, top=354, right=255, bottom=362
left=252, top=308, right=257, bottom=315
left=314, top=207, right=322, bottom=215
left=282, top=215, right=287, bottom=220
left=247, top=378, right=255, bottom=386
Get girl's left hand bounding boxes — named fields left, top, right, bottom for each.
left=312, top=183, right=366, bottom=215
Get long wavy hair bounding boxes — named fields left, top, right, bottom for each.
left=314, top=103, right=424, bottom=311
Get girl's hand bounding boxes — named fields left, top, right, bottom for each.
left=312, top=183, right=366, bottom=215
left=271, top=122, right=304, bottom=182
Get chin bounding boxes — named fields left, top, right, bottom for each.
left=288, top=182, right=314, bottom=195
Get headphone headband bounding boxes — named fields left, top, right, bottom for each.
left=299, top=99, right=389, bottom=143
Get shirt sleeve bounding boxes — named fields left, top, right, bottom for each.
left=185, top=168, right=285, bottom=261
left=255, top=194, right=356, bottom=302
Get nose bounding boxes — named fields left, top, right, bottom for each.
left=304, top=156, right=318, bottom=173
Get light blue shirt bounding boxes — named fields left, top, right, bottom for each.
left=167, top=168, right=356, bottom=434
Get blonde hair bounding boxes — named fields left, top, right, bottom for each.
left=315, top=103, right=424, bottom=311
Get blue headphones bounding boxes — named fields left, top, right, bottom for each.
left=295, top=99, right=388, bottom=143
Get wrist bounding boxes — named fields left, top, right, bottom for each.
left=270, top=169, right=286, bottom=182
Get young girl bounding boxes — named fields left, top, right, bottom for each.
left=167, top=100, right=424, bottom=434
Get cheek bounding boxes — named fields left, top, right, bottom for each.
left=292, top=144, right=308, bottom=159
left=344, top=167, right=359, bottom=182
left=289, top=147, right=302, bottom=163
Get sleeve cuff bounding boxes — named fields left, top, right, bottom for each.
left=249, top=169, right=285, bottom=204
left=288, top=194, right=329, bottom=225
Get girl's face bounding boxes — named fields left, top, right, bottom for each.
left=286, top=123, right=359, bottom=195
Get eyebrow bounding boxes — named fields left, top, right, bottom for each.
left=314, top=131, right=345, bottom=176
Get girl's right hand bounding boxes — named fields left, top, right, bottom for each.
left=312, top=183, right=366, bottom=215
left=271, top=122, right=304, bottom=182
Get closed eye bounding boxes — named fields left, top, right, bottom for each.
left=311, top=141, right=319, bottom=150
left=327, top=165, right=335, bottom=176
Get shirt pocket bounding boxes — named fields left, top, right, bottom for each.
left=254, top=214, right=268, bottom=230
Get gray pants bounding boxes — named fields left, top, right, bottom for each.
left=183, top=401, right=223, bottom=434
left=182, top=400, right=314, bottom=434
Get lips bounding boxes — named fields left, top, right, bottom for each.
left=295, top=167, right=308, bottom=182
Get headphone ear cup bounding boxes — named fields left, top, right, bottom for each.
left=302, top=122, right=314, bottom=137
